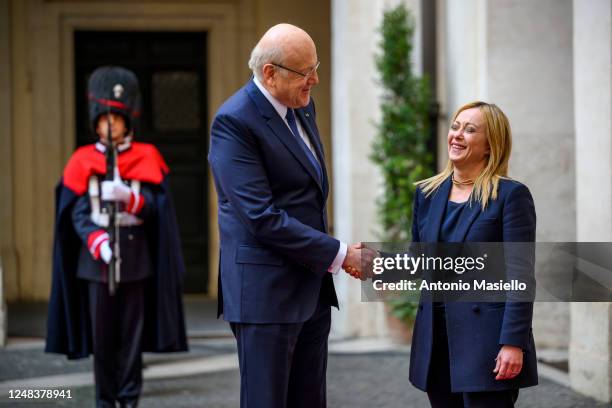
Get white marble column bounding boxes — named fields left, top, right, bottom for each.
left=442, top=0, right=575, bottom=238
left=442, top=0, right=488, bottom=115
left=441, top=0, right=575, bottom=352
left=570, top=0, right=612, bottom=402
left=330, top=0, right=421, bottom=338
left=489, top=0, right=576, bottom=353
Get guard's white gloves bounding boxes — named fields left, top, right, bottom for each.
left=100, top=240, right=112, bottom=264
left=101, top=179, right=132, bottom=203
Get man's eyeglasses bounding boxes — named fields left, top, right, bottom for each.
left=271, top=61, right=320, bottom=80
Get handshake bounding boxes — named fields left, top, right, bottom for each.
left=341, top=242, right=379, bottom=281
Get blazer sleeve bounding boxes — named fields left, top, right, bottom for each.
left=71, top=193, right=108, bottom=261
left=208, top=113, right=340, bottom=275
left=127, top=182, right=156, bottom=221
left=499, top=183, right=537, bottom=349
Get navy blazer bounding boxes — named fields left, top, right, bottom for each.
left=208, top=80, right=339, bottom=324
left=409, top=176, right=538, bottom=392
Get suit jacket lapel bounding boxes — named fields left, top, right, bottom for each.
left=246, top=81, right=324, bottom=193
left=295, top=108, right=328, bottom=199
left=426, top=177, right=452, bottom=242
left=266, top=115, right=324, bottom=192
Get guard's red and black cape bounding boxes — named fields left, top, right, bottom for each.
left=45, top=142, right=188, bottom=359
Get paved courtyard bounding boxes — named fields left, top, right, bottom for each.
left=0, top=345, right=610, bottom=408
left=1, top=300, right=610, bottom=407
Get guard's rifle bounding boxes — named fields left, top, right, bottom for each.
left=103, top=105, right=121, bottom=295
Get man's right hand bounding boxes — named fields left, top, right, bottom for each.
left=342, top=242, right=377, bottom=281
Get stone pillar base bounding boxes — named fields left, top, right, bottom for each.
left=569, top=303, right=612, bottom=402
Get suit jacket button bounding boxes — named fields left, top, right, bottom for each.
left=128, top=234, right=134, bottom=240
left=472, top=305, right=480, bottom=313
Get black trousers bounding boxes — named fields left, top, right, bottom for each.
left=88, top=281, right=145, bottom=408
left=230, top=297, right=331, bottom=408
left=426, top=306, right=519, bottom=408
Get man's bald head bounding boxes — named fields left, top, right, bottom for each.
left=248, top=23, right=319, bottom=108
left=248, top=24, right=316, bottom=82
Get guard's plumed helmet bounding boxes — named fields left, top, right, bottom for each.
left=88, top=66, right=141, bottom=134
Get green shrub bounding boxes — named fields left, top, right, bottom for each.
left=372, top=4, right=435, bottom=324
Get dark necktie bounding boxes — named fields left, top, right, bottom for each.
left=285, top=108, right=322, bottom=182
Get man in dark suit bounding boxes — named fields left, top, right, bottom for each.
left=208, top=24, right=372, bottom=408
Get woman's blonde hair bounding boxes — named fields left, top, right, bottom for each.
left=416, top=101, right=512, bottom=209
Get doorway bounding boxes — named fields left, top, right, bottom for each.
left=74, top=30, right=209, bottom=293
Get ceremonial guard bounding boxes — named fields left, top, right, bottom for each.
left=46, top=66, right=188, bottom=408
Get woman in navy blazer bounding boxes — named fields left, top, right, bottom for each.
left=408, top=101, right=538, bottom=407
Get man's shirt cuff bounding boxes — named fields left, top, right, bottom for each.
left=328, top=241, right=347, bottom=274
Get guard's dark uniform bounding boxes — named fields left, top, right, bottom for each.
left=46, top=67, right=188, bottom=408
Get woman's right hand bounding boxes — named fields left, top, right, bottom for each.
left=493, top=345, right=523, bottom=380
